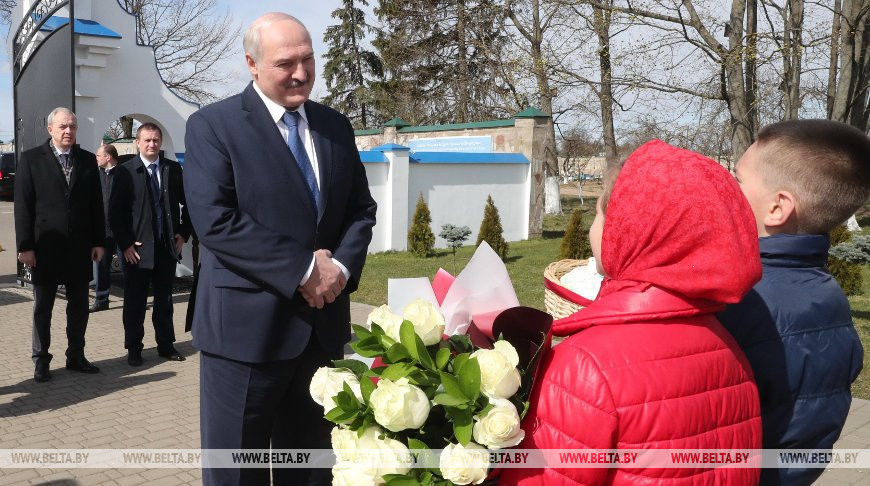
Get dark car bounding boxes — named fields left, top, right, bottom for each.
left=0, top=152, right=14, bottom=199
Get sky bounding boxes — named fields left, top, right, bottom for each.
left=0, top=0, right=359, bottom=143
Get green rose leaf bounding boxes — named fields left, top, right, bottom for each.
left=351, top=324, right=373, bottom=340
left=435, top=347, right=451, bottom=370
left=386, top=342, right=412, bottom=363
left=325, top=406, right=357, bottom=424
left=399, top=321, right=420, bottom=361
left=439, top=372, right=468, bottom=402
left=448, top=334, right=473, bottom=354
left=331, top=359, right=370, bottom=377
left=378, top=333, right=397, bottom=350
left=457, top=356, right=481, bottom=401
left=407, top=438, right=429, bottom=450
left=415, top=336, right=436, bottom=371
left=370, top=323, right=387, bottom=337
left=381, top=362, right=415, bottom=381
left=450, top=407, right=474, bottom=445
left=351, top=336, right=384, bottom=358
left=335, top=389, right=358, bottom=412
left=359, top=373, right=376, bottom=403
left=384, top=475, right=419, bottom=486
left=433, top=393, right=469, bottom=407
left=452, top=353, right=470, bottom=375
left=409, top=370, right=441, bottom=387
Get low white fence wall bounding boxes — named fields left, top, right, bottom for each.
left=361, top=144, right=531, bottom=253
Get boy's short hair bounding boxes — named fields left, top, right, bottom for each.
left=755, top=119, right=870, bottom=234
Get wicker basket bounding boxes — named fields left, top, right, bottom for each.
left=544, top=259, right=593, bottom=319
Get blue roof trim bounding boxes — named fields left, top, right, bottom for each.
left=410, top=152, right=530, bottom=164
left=359, top=151, right=388, bottom=163
left=371, top=143, right=410, bottom=152
left=38, top=16, right=122, bottom=38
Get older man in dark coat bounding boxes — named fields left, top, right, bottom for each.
left=14, top=107, right=105, bottom=383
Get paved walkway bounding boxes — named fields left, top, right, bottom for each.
left=0, top=284, right=866, bottom=484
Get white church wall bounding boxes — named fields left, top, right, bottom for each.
left=361, top=161, right=390, bottom=254
left=362, top=146, right=530, bottom=253
left=75, top=0, right=198, bottom=155
left=408, top=163, right=530, bottom=248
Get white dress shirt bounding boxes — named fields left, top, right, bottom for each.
left=252, top=81, right=349, bottom=286
left=253, top=82, right=320, bottom=188
left=140, top=154, right=161, bottom=187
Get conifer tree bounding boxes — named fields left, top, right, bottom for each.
left=560, top=210, right=591, bottom=260
left=476, top=195, right=509, bottom=259
left=408, top=193, right=436, bottom=257
left=322, top=0, right=383, bottom=129
left=828, top=225, right=863, bottom=296
left=373, top=0, right=512, bottom=124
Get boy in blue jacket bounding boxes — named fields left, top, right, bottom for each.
left=719, top=119, right=868, bottom=485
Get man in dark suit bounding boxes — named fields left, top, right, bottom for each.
left=110, top=123, right=190, bottom=366
left=184, top=12, right=377, bottom=486
left=14, top=107, right=105, bottom=382
left=90, top=144, right=120, bottom=312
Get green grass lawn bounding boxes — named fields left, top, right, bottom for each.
left=849, top=266, right=870, bottom=399
left=356, top=197, right=870, bottom=399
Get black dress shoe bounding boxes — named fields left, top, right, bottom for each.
left=158, top=348, right=186, bottom=361
left=89, top=301, right=109, bottom=313
left=128, top=351, right=143, bottom=367
left=66, top=357, right=100, bottom=374
left=34, top=361, right=51, bottom=383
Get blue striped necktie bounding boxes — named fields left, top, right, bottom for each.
left=282, top=110, right=320, bottom=212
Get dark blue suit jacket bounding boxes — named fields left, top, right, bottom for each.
left=183, top=83, right=377, bottom=363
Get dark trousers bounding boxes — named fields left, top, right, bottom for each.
left=32, top=278, right=89, bottom=364
left=122, top=245, right=177, bottom=354
left=93, top=237, right=117, bottom=304
left=200, top=337, right=341, bottom=486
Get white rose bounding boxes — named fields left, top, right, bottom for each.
left=402, top=298, right=446, bottom=345
left=365, top=304, right=405, bottom=340
left=331, top=426, right=412, bottom=483
left=332, top=461, right=380, bottom=486
left=368, top=434, right=413, bottom=477
left=369, top=377, right=431, bottom=432
left=310, top=367, right=363, bottom=410
left=331, top=426, right=362, bottom=463
left=472, top=398, right=525, bottom=449
left=439, top=442, right=490, bottom=485
left=470, top=340, right=522, bottom=399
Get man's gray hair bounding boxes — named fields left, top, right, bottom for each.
left=47, top=107, right=76, bottom=126
left=243, top=12, right=310, bottom=62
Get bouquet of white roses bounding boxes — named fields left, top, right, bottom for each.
left=310, top=299, right=550, bottom=486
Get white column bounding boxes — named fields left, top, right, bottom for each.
left=381, top=144, right=410, bottom=251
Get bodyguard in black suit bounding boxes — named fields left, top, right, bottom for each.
left=184, top=13, right=376, bottom=485
left=14, top=107, right=105, bottom=382
left=110, top=123, right=190, bottom=366
left=91, top=144, right=121, bottom=312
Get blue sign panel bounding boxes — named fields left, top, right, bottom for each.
left=407, top=136, right=492, bottom=153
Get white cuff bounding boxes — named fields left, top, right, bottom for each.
left=332, top=258, right=351, bottom=281
left=300, top=255, right=316, bottom=285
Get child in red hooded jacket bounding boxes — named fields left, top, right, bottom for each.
left=500, top=140, right=763, bottom=485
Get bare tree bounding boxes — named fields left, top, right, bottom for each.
left=121, top=0, right=241, bottom=104
left=560, top=127, right=600, bottom=204
left=829, top=0, right=870, bottom=130
left=0, top=0, right=13, bottom=24
left=505, top=0, right=564, bottom=224
left=582, top=0, right=762, bottom=158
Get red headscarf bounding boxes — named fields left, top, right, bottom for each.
left=597, top=140, right=761, bottom=304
